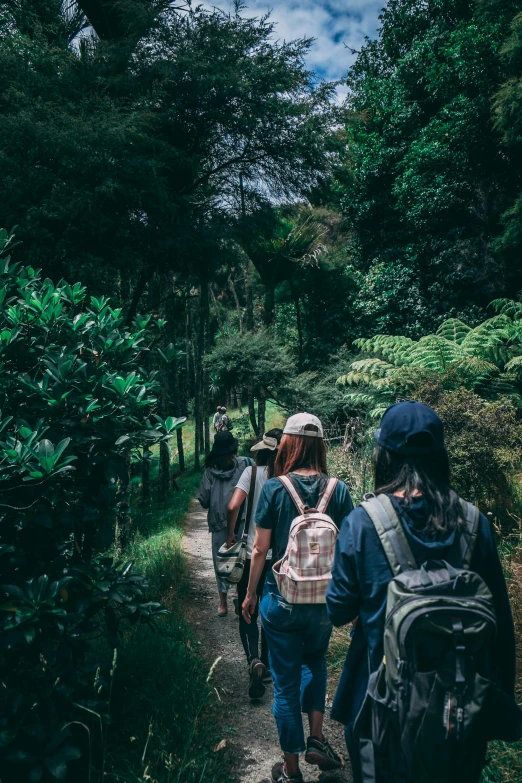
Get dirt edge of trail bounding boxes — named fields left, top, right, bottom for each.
left=183, top=499, right=353, bottom=783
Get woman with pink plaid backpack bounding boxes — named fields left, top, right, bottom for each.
left=241, top=413, right=353, bottom=783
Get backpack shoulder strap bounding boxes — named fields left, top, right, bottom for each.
left=242, top=466, right=257, bottom=540
left=317, top=477, right=338, bottom=515
left=361, top=493, right=418, bottom=575
left=278, top=475, right=306, bottom=515
left=459, top=499, right=480, bottom=569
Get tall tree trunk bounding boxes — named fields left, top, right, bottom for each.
left=194, top=318, right=202, bottom=471
left=258, top=394, right=266, bottom=439
left=115, top=449, right=132, bottom=549
left=142, top=445, right=151, bottom=501
left=290, top=280, right=304, bottom=371
left=201, top=280, right=211, bottom=454
left=243, top=259, right=254, bottom=331
left=171, top=345, right=185, bottom=473
left=126, top=265, right=149, bottom=326
left=228, top=273, right=243, bottom=333
left=263, top=283, right=275, bottom=326
left=158, top=372, right=170, bottom=502
left=210, top=285, right=226, bottom=337
left=248, top=388, right=258, bottom=437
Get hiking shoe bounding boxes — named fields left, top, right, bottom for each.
left=262, top=668, right=273, bottom=685
left=271, top=761, right=304, bottom=783
left=248, top=658, right=266, bottom=700
left=305, top=735, right=344, bottom=771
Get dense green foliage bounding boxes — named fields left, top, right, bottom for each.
left=340, top=0, right=522, bottom=333
left=0, top=231, right=186, bottom=781
left=0, top=0, right=336, bottom=295
left=339, top=300, right=522, bottom=416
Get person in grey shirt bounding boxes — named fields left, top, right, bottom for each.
left=197, top=431, right=252, bottom=616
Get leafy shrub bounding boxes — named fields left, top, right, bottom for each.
left=413, top=382, right=522, bottom=524
left=0, top=229, right=182, bottom=781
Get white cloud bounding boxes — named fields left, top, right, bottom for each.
left=202, top=1, right=383, bottom=84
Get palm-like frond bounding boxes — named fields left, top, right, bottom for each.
left=436, top=318, right=472, bottom=344
left=354, top=335, right=415, bottom=364
left=406, top=335, right=463, bottom=371
left=490, top=299, right=522, bottom=320
left=338, top=358, right=395, bottom=386
left=345, top=297, right=522, bottom=414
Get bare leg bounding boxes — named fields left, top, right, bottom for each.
left=218, top=590, right=228, bottom=614
left=307, top=710, right=324, bottom=740
left=283, top=753, right=300, bottom=777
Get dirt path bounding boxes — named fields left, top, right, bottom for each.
left=183, top=500, right=353, bottom=783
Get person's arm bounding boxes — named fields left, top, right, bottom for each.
left=197, top=470, right=211, bottom=510
left=226, top=487, right=247, bottom=548
left=241, top=526, right=271, bottom=624
left=326, top=513, right=361, bottom=627
left=474, top=516, right=517, bottom=695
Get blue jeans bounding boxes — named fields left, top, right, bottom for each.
left=260, top=586, right=333, bottom=754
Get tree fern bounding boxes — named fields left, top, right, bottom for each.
left=407, top=335, right=463, bottom=371
left=490, top=299, right=522, bottom=320
left=436, top=318, right=471, bottom=344
left=340, top=296, right=522, bottom=412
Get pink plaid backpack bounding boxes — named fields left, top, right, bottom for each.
left=272, top=475, right=339, bottom=604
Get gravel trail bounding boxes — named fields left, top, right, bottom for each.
left=183, top=499, right=353, bottom=783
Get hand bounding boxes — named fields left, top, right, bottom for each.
left=225, top=534, right=236, bottom=549
left=241, top=591, right=257, bottom=624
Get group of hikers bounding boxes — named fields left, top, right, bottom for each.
left=197, top=403, right=521, bottom=783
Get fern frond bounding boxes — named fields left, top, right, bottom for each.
left=504, top=355, right=522, bottom=373
left=353, top=335, right=415, bottom=365
left=406, top=335, right=463, bottom=371
left=436, top=318, right=471, bottom=344
left=452, top=357, right=499, bottom=377
left=348, top=358, right=395, bottom=378
left=343, top=391, right=394, bottom=418
left=489, top=299, right=522, bottom=320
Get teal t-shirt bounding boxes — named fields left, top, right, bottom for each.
left=254, top=473, right=353, bottom=585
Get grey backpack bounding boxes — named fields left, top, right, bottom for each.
left=354, top=493, right=520, bottom=783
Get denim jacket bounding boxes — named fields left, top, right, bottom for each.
left=326, top=495, right=516, bottom=728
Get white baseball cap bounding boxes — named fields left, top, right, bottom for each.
left=250, top=434, right=279, bottom=452
left=283, top=413, right=324, bottom=438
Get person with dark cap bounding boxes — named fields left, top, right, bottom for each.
left=197, top=431, right=252, bottom=616
left=326, top=400, right=517, bottom=783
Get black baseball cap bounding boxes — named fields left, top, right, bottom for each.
left=375, top=401, right=445, bottom=455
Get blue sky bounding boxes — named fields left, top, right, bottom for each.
left=203, top=1, right=384, bottom=98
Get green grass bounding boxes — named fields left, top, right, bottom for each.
left=103, top=469, right=228, bottom=783
left=103, top=404, right=289, bottom=781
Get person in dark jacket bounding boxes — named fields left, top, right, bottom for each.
left=326, top=401, right=516, bottom=783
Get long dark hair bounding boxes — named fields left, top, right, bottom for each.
left=274, top=424, right=327, bottom=477
left=374, top=444, right=463, bottom=534
left=204, top=451, right=237, bottom=470
left=255, top=428, right=283, bottom=478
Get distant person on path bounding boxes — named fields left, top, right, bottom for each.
left=242, top=413, right=353, bottom=783
left=220, top=407, right=230, bottom=431
left=197, top=431, right=252, bottom=617
left=213, top=406, right=224, bottom=433
left=226, top=428, right=283, bottom=700
left=326, top=401, right=518, bottom=783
